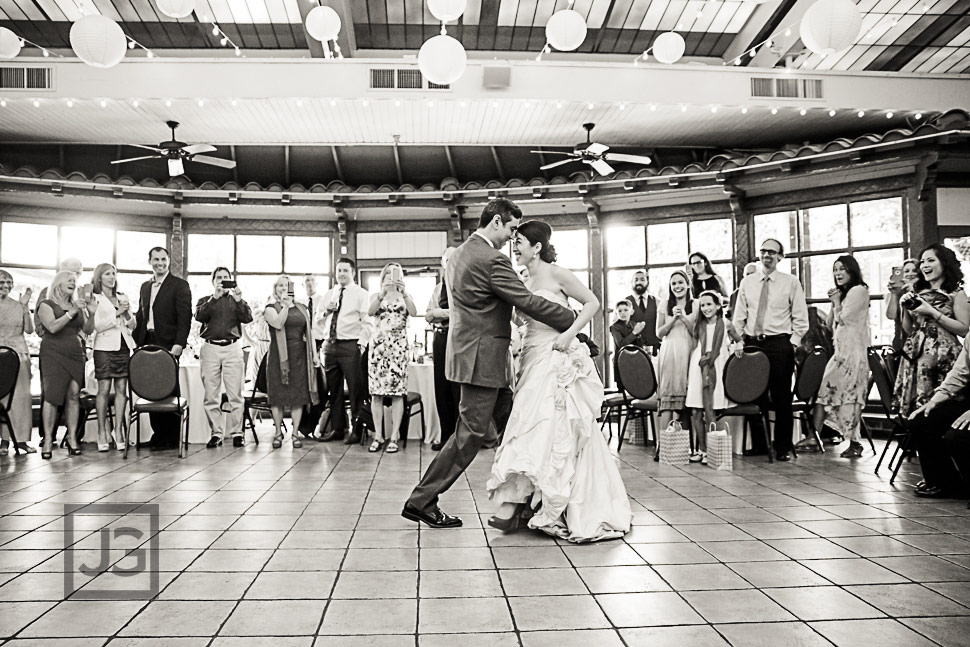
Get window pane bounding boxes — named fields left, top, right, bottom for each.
left=554, top=229, right=588, bottom=270
left=711, top=263, right=734, bottom=293
left=689, top=219, right=732, bottom=261
left=945, top=236, right=970, bottom=285
left=754, top=212, right=796, bottom=255
left=285, top=236, right=330, bottom=275
left=869, top=298, right=895, bottom=346
left=5, top=267, right=54, bottom=311
left=850, top=198, right=903, bottom=248
left=234, top=274, right=280, bottom=312
left=114, top=272, right=150, bottom=300
left=117, top=231, right=167, bottom=271
left=605, top=226, right=645, bottom=267
left=60, top=226, right=114, bottom=270
left=188, top=234, right=233, bottom=273
left=803, top=254, right=841, bottom=300
left=237, top=235, right=282, bottom=273
left=855, top=247, right=905, bottom=298
left=649, top=267, right=679, bottom=302
left=647, top=222, right=687, bottom=264
left=802, top=204, right=848, bottom=251
left=607, top=269, right=641, bottom=310
left=2, top=222, right=57, bottom=266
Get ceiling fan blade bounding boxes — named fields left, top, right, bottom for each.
left=182, top=143, right=217, bottom=155
left=111, top=155, right=162, bottom=165
left=530, top=150, right=573, bottom=156
left=590, top=159, right=615, bottom=176
left=128, top=144, right=165, bottom=154
left=586, top=142, right=609, bottom=155
left=605, top=153, right=652, bottom=165
left=540, top=158, right=577, bottom=171
left=191, top=155, right=237, bottom=169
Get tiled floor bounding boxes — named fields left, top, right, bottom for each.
left=1, top=426, right=969, bottom=646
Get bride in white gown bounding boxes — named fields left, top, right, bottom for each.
left=486, top=221, right=632, bottom=543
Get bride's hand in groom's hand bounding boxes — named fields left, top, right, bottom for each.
left=552, top=332, right=573, bottom=352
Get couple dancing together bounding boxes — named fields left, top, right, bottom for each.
left=401, top=198, right=631, bottom=543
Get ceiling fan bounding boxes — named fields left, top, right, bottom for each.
left=111, top=121, right=237, bottom=177
left=532, top=123, right=652, bottom=176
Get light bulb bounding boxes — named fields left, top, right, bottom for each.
left=234, top=48, right=241, bottom=56
left=220, top=37, right=227, bottom=46
left=799, top=108, right=806, bottom=116
left=784, top=28, right=791, bottom=37
left=680, top=105, right=687, bottom=112
left=734, top=58, right=741, bottom=65
left=649, top=104, right=656, bottom=111
left=0, top=100, right=5, bottom=107
left=915, top=112, right=923, bottom=119
left=362, top=99, right=368, bottom=107
left=66, top=99, right=73, bottom=108
left=858, top=110, right=865, bottom=117
left=147, top=51, right=154, bottom=59
left=618, top=103, right=625, bottom=111
left=828, top=109, right=836, bottom=117
left=198, top=99, right=205, bottom=107
left=887, top=111, right=894, bottom=118
left=330, top=99, right=336, bottom=106
left=132, top=99, right=139, bottom=107
left=459, top=100, right=466, bottom=108
left=165, top=99, right=172, bottom=107
left=231, top=99, right=237, bottom=106
left=427, top=100, right=433, bottom=108
left=42, top=49, right=49, bottom=57
left=741, top=107, right=748, bottom=114
left=100, top=100, right=107, bottom=108
left=587, top=103, right=594, bottom=110
left=128, top=40, right=135, bottom=49
left=296, top=99, right=303, bottom=107
left=394, top=100, right=401, bottom=107
left=556, top=102, right=562, bottom=109
left=711, top=106, right=717, bottom=113
left=749, top=48, right=757, bottom=58
left=212, top=25, right=219, bottom=36
left=770, top=107, right=778, bottom=114
left=32, top=99, right=39, bottom=107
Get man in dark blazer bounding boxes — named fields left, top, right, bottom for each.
left=626, top=270, right=660, bottom=354
left=402, top=198, right=576, bottom=528
left=134, top=246, right=193, bottom=449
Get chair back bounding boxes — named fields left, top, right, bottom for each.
left=129, top=345, right=179, bottom=401
left=614, top=345, right=657, bottom=400
left=0, top=346, right=20, bottom=403
left=722, top=347, right=770, bottom=404
left=795, top=346, right=829, bottom=403
left=255, top=352, right=269, bottom=394
left=867, top=346, right=896, bottom=415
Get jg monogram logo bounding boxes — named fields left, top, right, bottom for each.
left=64, top=503, right=159, bottom=600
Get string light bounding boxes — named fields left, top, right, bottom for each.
left=0, top=33, right=63, bottom=57
left=198, top=99, right=205, bottom=107
left=770, top=107, right=778, bottom=115
left=0, top=100, right=6, bottom=107
left=741, top=107, right=748, bottom=114
left=858, top=110, right=865, bottom=117
left=207, top=21, right=242, bottom=56
left=231, top=99, right=238, bottom=106
left=799, top=108, right=807, bottom=116
left=125, top=36, right=156, bottom=59
left=886, top=111, right=894, bottom=118
left=32, top=99, right=39, bottom=107
left=915, top=112, right=923, bottom=119
left=828, top=109, right=836, bottom=117
left=132, top=99, right=139, bottom=107
left=165, top=99, right=172, bottom=107
left=66, top=99, right=73, bottom=108
left=710, top=106, right=717, bottom=113
left=100, top=100, right=107, bottom=108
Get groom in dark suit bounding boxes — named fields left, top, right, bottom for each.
left=134, top=246, right=193, bottom=449
left=402, top=198, right=576, bottom=528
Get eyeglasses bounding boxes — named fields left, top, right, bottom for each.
left=759, top=249, right=781, bottom=257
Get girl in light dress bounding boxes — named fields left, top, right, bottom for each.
left=685, top=291, right=742, bottom=464
left=656, top=270, right=694, bottom=431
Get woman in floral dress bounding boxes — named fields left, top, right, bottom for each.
left=368, top=263, right=416, bottom=453
left=894, top=243, right=970, bottom=417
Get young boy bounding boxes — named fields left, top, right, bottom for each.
left=610, top=300, right=646, bottom=350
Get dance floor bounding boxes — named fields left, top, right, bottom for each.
left=0, top=425, right=969, bottom=647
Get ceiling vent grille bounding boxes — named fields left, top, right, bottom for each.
left=370, top=69, right=395, bottom=89
left=0, top=66, right=53, bottom=90
left=750, top=77, right=823, bottom=100
left=397, top=69, right=423, bottom=89
left=368, top=68, right=451, bottom=90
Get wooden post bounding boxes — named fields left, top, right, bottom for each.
left=586, top=201, right=606, bottom=377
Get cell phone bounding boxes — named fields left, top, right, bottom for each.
left=221, top=280, right=237, bottom=289
left=286, top=280, right=295, bottom=296
left=889, top=266, right=903, bottom=289
left=390, top=266, right=403, bottom=283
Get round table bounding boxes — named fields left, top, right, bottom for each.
left=407, top=362, right=441, bottom=444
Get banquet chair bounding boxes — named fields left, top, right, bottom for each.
left=868, top=346, right=911, bottom=483
left=126, top=345, right=189, bottom=459
left=791, top=346, right=830, bottom=452
left=401, top=392, right=425, bottom=449
left=718, top=347, right=772, bottom=462
left=241, top=352, right=274, bottom=444
left=613, top=345, right=658, bottom=452
left=0, top=346, right=23, bottom=453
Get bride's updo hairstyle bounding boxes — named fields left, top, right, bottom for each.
left=517, top=221, right=558, bottom=263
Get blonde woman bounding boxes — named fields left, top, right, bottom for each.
left=90, top=263, right=135, bottom=451
left=367, top=263, right=416, bottom=453
left=263, top=275, right=319, bottom=449
left=37, top=270, right=94, bottom=458
left=0, top=270, right=35, bottom=454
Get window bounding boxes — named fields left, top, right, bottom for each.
left=117, top=231, right=168, bottom=271
left=1, top=222, right=57, bottom=266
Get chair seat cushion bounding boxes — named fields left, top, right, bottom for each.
left=719, top=404, right=761, bottom=417
left=631, top=397, right=659, bottom=411
left=133, top=397, right=187, bottom=414
left=603, top=393, right=625, bottom=406
left=407, top=392, right=422, bottom=404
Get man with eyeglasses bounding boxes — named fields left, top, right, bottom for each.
left=732, top=239, right=808, bottom=461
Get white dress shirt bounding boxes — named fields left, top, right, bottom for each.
left=147, top=272, right=168, bottom=330
left=732, top=269, right=809, bottom=346
left=315, top=283, right=372, bottom=345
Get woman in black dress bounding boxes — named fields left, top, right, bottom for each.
left=688, top=252, right=728, bottom=298
left=37, top=270, right=95, bottom=458
left=263, top=275, right=319, bottom=449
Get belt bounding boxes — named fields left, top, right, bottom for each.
left=205, top=339, right=237, bottom=346
left=744, top=333, right=789, bottom=342
left=327, top=338, right=359, bottom=344
left=433, top=326, right=448, bottom=334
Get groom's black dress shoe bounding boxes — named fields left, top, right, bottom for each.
left=401, top=504, right=462, bottom=528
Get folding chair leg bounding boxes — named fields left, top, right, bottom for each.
left=807, top=415, right=824, bottom=453
left=875, top=429, right=896, bottom=474
left=763, top=411, right=774, bottom=463
left=617, top=412, right=629, bottom=452
left=860, top=418, right=876, bottom=455
left=889, top=432, right=913, bottom=484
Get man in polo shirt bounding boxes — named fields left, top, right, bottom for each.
left=196, top=267, right=253, bottom=448
left=317, top=257, right=372, bottom=444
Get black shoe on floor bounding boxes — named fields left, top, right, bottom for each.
left=206, top=436, right=222, bottom=448
left=318, top=429, right=345, bottom=442
left=915, top=485, right=949, bottom=498
left=401, top=504, right=462, bottom=528
left=344, top=433, right=361, bottom=445
left=743, top=448, right=768, bottom=457
left=775, top=451, right=792, bottom=462
left=232, top=436, right=244, bottom=448
left=431, top=443, right=443, bottom=451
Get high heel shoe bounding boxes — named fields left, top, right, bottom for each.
left=65, top=439, right=82, bottom=456
left=14, top=442, right=36, bottom=455
left=272, top=431, right=283, bottom=449
left=41, top=440, right=52, bottom=460
left=292, top=435, right=303, bottom=449
left=487, top=503, right=533, bottom=533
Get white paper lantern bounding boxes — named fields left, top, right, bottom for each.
left=652, top=31, right=686, bottom=64
left=428, top=0, right=466, bottom=22
left=418, top=34, right=466, bottom=85
left=0, top=27, right=22, bottom=59
left=306, top=6, right=342, bottom=42
left=545, top=9, right=587, bottom=52
left=799, top=0, right=862, bottom=56
left=156, top=0, right=194, bottom=19
left=70, top=15, right=127, bottom=69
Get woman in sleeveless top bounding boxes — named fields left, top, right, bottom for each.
left=0, top=270, right=35, bottom=454
left=688, top=252, right=727, bottom=298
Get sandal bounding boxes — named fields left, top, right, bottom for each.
left=272, top=430, right=283, bottom=449
left=292, top=436, right=303, bottom=449
left=385, top=441, right=399, bottom=454
left=368, top=439, right=383, bottom=453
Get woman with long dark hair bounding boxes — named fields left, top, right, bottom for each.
left=894, top=243, right=970, bottom=416
left=807, top=256, right=871, bottom=457
left=688, top=252, right=727, bottom=298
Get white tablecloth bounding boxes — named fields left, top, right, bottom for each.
left=407, top=362, right=441, bottom=444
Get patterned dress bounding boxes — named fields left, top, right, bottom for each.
left=369, top=299, right=408, bottom=396
left=656, top=307, right=694, bottom=411
left=893, top=289, right=964, bottom=416
left=0, top=298, right=32, bottom=441
left=816, top=285, right=871, bottom=441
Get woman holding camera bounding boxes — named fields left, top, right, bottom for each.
left=91, top=263, right=136, bottom=451
left=367, top=263, right=416, bottom=453
left=894, top=243, right=970, bottom=416
left=264, top=274, right=319, bottom=449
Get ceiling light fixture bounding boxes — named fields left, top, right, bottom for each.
left=915, top=112, right=923, bottom=119
left=770, top=107, right=778, bottom=114
left=799, top=108, right=806, bottom=115
left=857, top=110, right=865, bottom=117
left=886, top=111, right=893, bottom=118
left=828, top=109, right=836, bottom=116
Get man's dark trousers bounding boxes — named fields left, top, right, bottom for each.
left=432, top=330, right=461, bottom=446
left=744, top=335, right=795, bottom=454
left=912, top=399, right=970, bottom=494
left=324, top=339, right=364, bottom=435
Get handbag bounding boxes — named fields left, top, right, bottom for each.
left=659, top=420, right=690, bottom=465
left=706, top=422, right=733, bottom=471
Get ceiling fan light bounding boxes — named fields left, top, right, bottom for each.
left=168, top=158, right=184, bottom=176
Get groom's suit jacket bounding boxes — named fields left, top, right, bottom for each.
left=443, top=234, right=575, bottom=389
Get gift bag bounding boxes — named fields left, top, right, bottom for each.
left=624, top=416, right=646, bottom=446
left=706, top=423, right=733, bottom=471
left=659, top=420, right=690, bottom=465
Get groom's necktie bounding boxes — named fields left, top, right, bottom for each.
left=328, top=287, right=344, bottom=341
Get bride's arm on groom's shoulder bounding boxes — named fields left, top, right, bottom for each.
left=552, top=265, right=599, bottom=352
left=488, top=255, right=574, bottom=332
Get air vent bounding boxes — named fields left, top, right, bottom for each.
left=370, top=69, right=395, bottom=89
left=0, top=66, right=53, bottom=90
left=750, top=76, right=823, bottom=100
left=397, top=69, right=423, bottom=89
left=368, top=68, right=450, bottom=91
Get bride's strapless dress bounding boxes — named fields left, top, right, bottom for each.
left=486, top=289, right=632, bottom=543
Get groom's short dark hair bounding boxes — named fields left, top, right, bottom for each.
left=478, top=198, right=522, bottom=229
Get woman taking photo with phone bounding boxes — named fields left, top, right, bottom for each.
left=885, top=258, right=920, bottom=356
left=894, top=243, right=970, bottom=416
left=367, top=263, right=416, bottom=453
left=264, top=274, right=319, bottom=449
left=91, top=263, right=136, bottom=452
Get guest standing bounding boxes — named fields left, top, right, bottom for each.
left=196, top=267, right=253, bottom=448
left=426, top=247, right=460, bottom=451
left=885, top=258, right=920, bottom=356
left=90, top=263, right=136, bottom=452
left=732, top=238, right=809, bottom=461
left=625, top=271, right=660, bottom=354
left=368, top=263, right=416, bottom=453
left=133, top=247, right=192, bottom=450
left=656, top=270, right=694, bottom=431
left=894, top=243, right=970, bottom=416
left=37, top=271, right=94, bottom=458
left=808, top=256, right=871, bottom=458
left=264, top=275, right=319, bottom=449
left=688, top=252, right=728, bottom=297
left=34, top=257, right=83, bottom=337
left=610, top=300, right=645, bottom=351
left=299, top=273, right=328, bottom=437
left=0, top=271, right=35, bottom=454
left=318, top=258, right=371, bottom=444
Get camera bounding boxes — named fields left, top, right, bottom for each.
left=221, top=280, right=237, bottom=289
left=902, top=296, right=923, bottom=311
